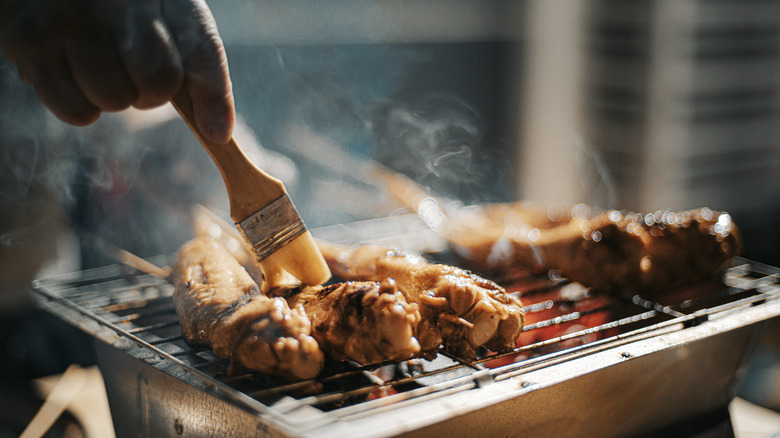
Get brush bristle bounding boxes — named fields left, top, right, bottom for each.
left=263, top=230, right=331, bottom=286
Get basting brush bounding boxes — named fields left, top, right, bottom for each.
left=171, top=89, right=331, bottom=286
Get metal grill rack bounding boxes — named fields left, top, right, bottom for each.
left=32, top=257, right=780, bottom=437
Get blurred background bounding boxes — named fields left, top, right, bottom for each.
left=1, top=0, right=780, bottom=434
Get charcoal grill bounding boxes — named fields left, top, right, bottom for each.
left=31, top=217, right=780, bottom=437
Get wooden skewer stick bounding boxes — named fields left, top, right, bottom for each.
left=87, top=234, right=172, bottom=280
left=20, top=365, right=87, bottom=438
left=115, top=248, right=172, bottom=280
left=172, top=89, right=330, bottom=286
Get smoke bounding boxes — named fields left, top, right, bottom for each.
left=374, top=93, right=482, bottom=199
left=0, top=57, right=82, bottom=310
left=0, top=59, right=77, bottom=235
left=225, top=42, right=513, bottom=228
left=1, top=36, right=513, bottom=281
left=0, top=54, right=221, bottom=271
left=573, top=136, right=618, bottom=209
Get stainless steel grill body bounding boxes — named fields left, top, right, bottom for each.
left=33, top=255, right=780, bottom=437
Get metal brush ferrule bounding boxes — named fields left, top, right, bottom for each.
left=236, top=194, right=307, bottom=262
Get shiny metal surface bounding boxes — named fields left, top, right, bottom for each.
left=32, top=256, right=780, bottom=437
left=237, top=194, right=307, bottom=262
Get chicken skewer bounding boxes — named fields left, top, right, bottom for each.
left=377, top=167, right=742, bottom=294
left=184, top=206, right=520, bottom=368
left=444, top=203, right=742, bottom=294
left=317, top=241, right=525, bottom=358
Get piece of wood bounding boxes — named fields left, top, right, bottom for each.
left=20, top=365, right=87, bottom=438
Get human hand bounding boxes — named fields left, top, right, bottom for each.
left=0, top=0, right=234, bottom=144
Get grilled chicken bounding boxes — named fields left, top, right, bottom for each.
left=318, top=242, right=525, bottom=358
left=175, top=236, right=424, bottom=377
left=283, top=280, right=423, bottom=365
left=173, top=236, right=325, bottom=380
left=446, top=203, right=742, bottom=294
left=377, top=168, right=741, bottom=294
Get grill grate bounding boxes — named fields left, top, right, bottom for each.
left=32, top=257, right=780, bottom=420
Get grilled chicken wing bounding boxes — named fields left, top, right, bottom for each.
left=446, top=203, right=742, bottom=293
left=378, top=168, right=741, bottom=294
left=173, top=236, right=324, bottom=380
left=283, top=280, right=422, bottom=365
left=318, top=242, right=524, bottom=358
left=176, top=234, right=424, bottom=374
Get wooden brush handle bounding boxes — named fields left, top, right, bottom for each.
left=172, top=89, right=332, bottom=285
left=171, top=89, right=285, bottom=223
